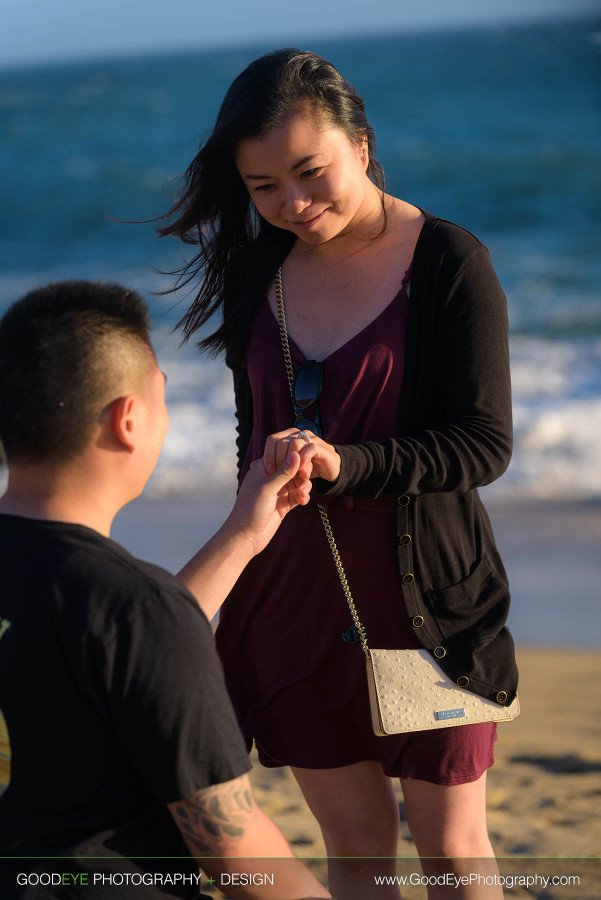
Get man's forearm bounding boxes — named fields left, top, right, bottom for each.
left=168, top=776, right=330, bottom=899
left=176, top=517, right=253, bottom=620
left=176, top=452, right=309, bottom=620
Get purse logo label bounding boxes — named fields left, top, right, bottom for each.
left=436, top=708, right=466, bottom=720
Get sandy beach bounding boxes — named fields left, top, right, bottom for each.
left=242, top=648, right=601, bottom=899
left=111, top=496, right=601, bottom=897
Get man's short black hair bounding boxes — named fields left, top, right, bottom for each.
left=0, top=280, right=154, bottom=465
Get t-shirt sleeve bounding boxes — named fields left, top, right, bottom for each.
left=91, top=581, right=251, bottom=805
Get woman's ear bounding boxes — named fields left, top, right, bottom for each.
left=358, top=133, right=369, bottom=170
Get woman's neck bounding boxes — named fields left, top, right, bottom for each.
left=291, top=184, right=388, bottom=264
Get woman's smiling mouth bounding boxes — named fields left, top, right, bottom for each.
left=290, top=210, right=326, bottom=228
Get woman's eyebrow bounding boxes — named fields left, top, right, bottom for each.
left=245, top=154, right=323, bottom=180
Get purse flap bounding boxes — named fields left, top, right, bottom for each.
left=368, top=648, right=519, bottom=735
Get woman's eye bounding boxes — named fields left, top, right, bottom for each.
left=302, top=167, right=322, bottom=178
left=254, top=183, right=276, bottom=192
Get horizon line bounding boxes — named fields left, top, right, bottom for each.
left=1, top=9, right=599, bottom=75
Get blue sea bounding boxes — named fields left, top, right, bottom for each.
left=1, top=17, right=600, bottom=502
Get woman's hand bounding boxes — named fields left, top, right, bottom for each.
left=262, top=427, right=341, bottom=484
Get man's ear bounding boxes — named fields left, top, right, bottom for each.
left=109, top=395, right=137, bottom=453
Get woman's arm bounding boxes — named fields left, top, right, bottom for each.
left=264, top=243, right=512, bottom=497
left=326, top=244, right=512, bottom=497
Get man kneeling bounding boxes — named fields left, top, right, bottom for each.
left=0, top=281, right=329, bottom=900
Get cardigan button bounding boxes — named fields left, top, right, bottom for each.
left=398, top=534, right=412, bottom=545
left=402, top=573, right=414, bottom=584
left=397, top=495, right=411, bottom=507
left=412, top=616, right=424, bottom=628
left=496, top=690, right=508, bottom=704
left=433, top=646, right=447, bottom=659
left=457, top=675, right=470, bottom=687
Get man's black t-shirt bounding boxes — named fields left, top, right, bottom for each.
left=0, top=514, right=251, bottom=897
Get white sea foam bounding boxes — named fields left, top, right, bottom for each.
left=1, top=329, right=599, bottom=504
left=145, top=349, right=239, bottom=499
left=486, top=337, right=601, bottom=501
left=143, top=333, right=601, bottom=503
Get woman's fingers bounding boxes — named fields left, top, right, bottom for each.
left=263, top=427, right=299, bottom=476
left=261, top=428, right=341, bottom=484
left=263, top=428, right=314, bottom=475
left=297, top=440, right=341, bottom=482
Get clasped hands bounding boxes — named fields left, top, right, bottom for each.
left=262, top=426, right=341, bottom=484
left=231, top=427, right=340, bottom=558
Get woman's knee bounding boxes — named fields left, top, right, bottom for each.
left=407, top=808, right=494, bottom=859
left=411, top=830, right=494, bottom=860
left=321, top=805, right=401, bottom=857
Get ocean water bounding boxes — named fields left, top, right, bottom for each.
left=1, top=18, right=600, bottom=502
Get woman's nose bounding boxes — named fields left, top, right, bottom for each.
left=283, top=184, right=311, bottom=216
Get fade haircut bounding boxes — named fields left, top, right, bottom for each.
left=0, top=280, right=155, bottom=465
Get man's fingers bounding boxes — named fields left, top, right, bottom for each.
left=268, top=450, right=301, bottom=485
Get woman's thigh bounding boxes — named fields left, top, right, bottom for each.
left=401, top=771, right=495, bottom=859
left=291, top=759, right=400, bottom=856
left=402, top=774, right=503, bottom=899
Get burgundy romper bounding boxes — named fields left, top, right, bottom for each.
left=216, top=271, right=496, bottom=784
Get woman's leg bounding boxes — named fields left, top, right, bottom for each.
left=292, top=760, right=403, bottom=899
left=401, top=772, right=503, bottom=899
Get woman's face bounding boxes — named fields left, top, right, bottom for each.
left=235, top=107, right=373, bottom=246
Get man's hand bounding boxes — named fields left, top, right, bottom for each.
left=230, top=450, right=312, bottom=557
left=177, top=452, right=312, bottom=620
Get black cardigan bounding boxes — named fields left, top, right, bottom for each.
left=227, top=211, right=518, bottom=706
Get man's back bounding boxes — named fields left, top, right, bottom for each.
left=0, top=279, right=330, bottom=900
left=0, top=513, right=250, bottom=895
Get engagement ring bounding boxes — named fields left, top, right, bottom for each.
left=297, top=430, right=312, bottom=444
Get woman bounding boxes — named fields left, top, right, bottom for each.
left=165, top=49, right=517, bottom=899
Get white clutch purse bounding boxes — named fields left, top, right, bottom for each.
left=366, top=648, right=520, bottom=736
left=275, top=268, right=518, bottom=736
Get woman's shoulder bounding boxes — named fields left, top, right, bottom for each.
left=412, top=210, right=504, bottom=308
left=417, top=209, right=490, bottom=262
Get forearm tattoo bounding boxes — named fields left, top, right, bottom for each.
left=170, top=775, right=256, bottom=855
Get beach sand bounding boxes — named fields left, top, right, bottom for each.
left=111, top=496, right=601, bottom=898
left=244, top=648, right=601, bottom=898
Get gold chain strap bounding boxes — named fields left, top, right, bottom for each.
left=274, top=267, right=296, bottom=403
left=274, top=267, right=370, bottom=656
left=316, top=504, right=370, bottom=655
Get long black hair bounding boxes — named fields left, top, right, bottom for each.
left=159, top=48, right=385, bottom=362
